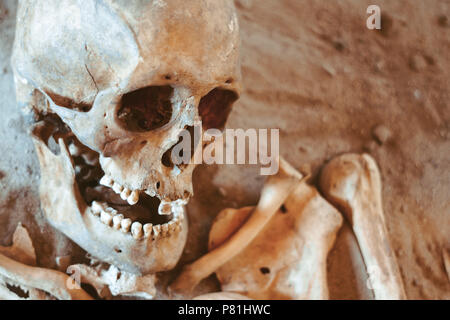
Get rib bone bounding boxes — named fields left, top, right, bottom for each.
left=0, top=224, right=92, bottom=300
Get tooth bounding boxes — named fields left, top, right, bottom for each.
left=81, top=152, right=99, bottom=166
left=113, top=214, right=124, bottom=229
left=80, top=168, right=93, bottom=181
left=143, top=223, right=153, bottom=237
left=152, top=225, right=161, bottom=238
left=168, top=220, right=176, bottom=231
left=121, top=218, right=132, bottom=233
left=145, top=189, right=156, bottom=197
left=120, top=188, right=131, bottom=201
left=68, top=143, right=81, bottom=156
left=105, top=207, right=118, bottom=215
left=173, top=204, right=184, bottom=217
left=113, top=182, right=124, bottom=194
left=131, top=222, right=143, bottom=239
left=127, top=190, right=139, bottom=205
left=100, top=175, right=114, bottom=187
left=161, top=223, right=169, bottom=236
left=91, top=201, right=105, bottom=216
left=158, top=201, right=172, bottom=215
left=100, top=210, right=113, bottom=226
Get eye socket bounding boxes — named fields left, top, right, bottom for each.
left=117, top=86, right=174, bottom=132
left=199, top=88, right=238, bottom=130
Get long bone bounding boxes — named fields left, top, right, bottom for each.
left=0, top=224, right=47, bottom=300
left=319, top=153, right=406, bottom=299
left=169, top=157, right=303, bottom=295
left=0, top=224, right=92, bottom=300
left=0, top=253, right=93, bottom=300
left=0, top=223, right=36, bottom=266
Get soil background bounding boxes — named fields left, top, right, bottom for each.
left=0, top=0, right=449, bottom=299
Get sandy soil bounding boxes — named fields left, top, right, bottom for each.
left=0, top=0, right=449, bottom=299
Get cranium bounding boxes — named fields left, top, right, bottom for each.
left=11, top=0, right=241, bottom=275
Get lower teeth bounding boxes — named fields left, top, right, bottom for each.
left=89, top=199, right=181, bottom=240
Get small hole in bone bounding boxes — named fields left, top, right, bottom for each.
left=164, top=75, right=172, bottom=80
left=199, top=88, right=238, bottom=130
left=140, top=141, right=147, bottom=147
left=225, top=78, right=233, bottom=84
left=156, top=181, right=161, bottom=189
left=114, top=247, right=122, bottom=253
left=260, top=267, right=270, bottom=275
left=280, top=204, right=288, bottom=214
left=118, top=86, right=173, bottom=132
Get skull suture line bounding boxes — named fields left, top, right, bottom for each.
left=11, top=0, right=241, bottom=275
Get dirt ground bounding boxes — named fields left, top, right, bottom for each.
left=0, top=0, right=449, bottom=299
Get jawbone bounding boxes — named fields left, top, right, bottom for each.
left=32, top=126, right=188, bottom=275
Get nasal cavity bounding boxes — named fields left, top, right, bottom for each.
left=117, top=86, right=173, bottom=132
left=162, top=126, right=198, bottom=168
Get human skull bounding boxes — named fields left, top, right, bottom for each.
left=11, top=0, right=241, bottom=275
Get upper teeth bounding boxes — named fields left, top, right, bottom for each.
left=128, top=190, right=139, bottom=205
left=100, top=175, right=141, bottom=205
left=158, top=201, right=172, bottom=216
left=69, top=142, right=99, bottom=166
left=120, top=188, right=131, bottom=200
left=100, top=175, right=114, bottom=188
left=68, top=143, right=82, bottom=157
left=81, top=152, right=99, bottom=166
left=112, top=182, right=123, bottom=194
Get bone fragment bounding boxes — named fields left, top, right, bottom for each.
left=319, top=153, right=406, bottom=300
left=169, top=157, right=303, bottom=295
